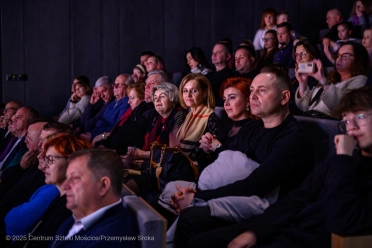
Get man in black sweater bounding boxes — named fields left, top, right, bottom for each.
left=171, top=67, right=314, bottom=247
left=188, top=86, right=372, bottom=248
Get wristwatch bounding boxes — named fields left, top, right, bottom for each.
left=102, top=132, right=106, bottom=140
left=216, top=143, right=222, bottom=149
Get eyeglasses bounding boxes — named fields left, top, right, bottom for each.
left=292, top=51, right=308, bottom=60
left=113, top=83, right=126, bottom=88
left=333, top=53, right=354, bottom=61
left=14, top=114, right=24, bottom=120
left=262, top=38, right=274, bottom=42
left=44, top=155, right=67, bottom=165
left=338, top=113, right=372, bottom=132
left=357, top=4, right=364, bottom=8
left=3, top=108, right=17, bottom=113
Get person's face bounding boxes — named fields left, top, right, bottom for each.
left=326, top=11, right=339, bottom=29
left=140, top=55, right=150, bottom=66
left=38, top=129, right=57, bottom=151
left=264, top=14, right=275, bottom=27
left=11, top=108, right=28, bottom=133
left=249, top=73, right=284, bottom=118
left=362, top=30, right=372, bottom=49
left=128, top=89, right=143, bottom=110
left=113, top=76, right=128, bottom=100
left=153, top=90, right=173, bottom=117
left=338, top=25, right=351, bottom=41
left=3, top=103, right=18, bottom=120
left=263, top=33, right=276, bottom=49
left=0, top=116, right=4, bottom=129
left=71, top=79, right=79, bottom=93
left=295, top=45, right=312, bottom=63
left=277, top=27, right=291, bottom=45
left=335, top=45, right=355, bottom=73
left=186, top=52, right=199, bottom=69
left=211, top=44, right=229, bottom=66
left=356, top=1, right=365, bottom=16
left=276, top=14, right=288, bottom=25
left=235, top=48, right=254, bottom=73
left=132, top=68, right=145, bottom=82
left=96, top=85, right=113, bottom=103
left=63, top=156, right=102, bottom=216
left=25, top=124, right=40, bottom=151
left=342, top=110, right=372, bottom=156
left=223, top=87, right=250, bottom=121
left=182, top=80, right=206, bottom=109
left=146, top=57, right=158, bottom=73
left=145, top=74, right=160, bottom=102
left=75, top=84, right=88, bottom=98
left=44, top=146, right=68, bottom=185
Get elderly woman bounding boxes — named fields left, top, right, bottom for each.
left=58, top=80, right=92, bottom=124
left=295, top=41, right=370, bottom=118
left=5, top=134, right=92, bottom=247
left=176, top=74, right=222, bottom=160
left=94, top=82, right=151, bottom=155
left=125, top=82, right=187, bottom=194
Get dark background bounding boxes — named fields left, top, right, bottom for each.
left=0, top=0, right=353, bottom=117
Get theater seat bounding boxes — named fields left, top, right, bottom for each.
left=332, top=233, right=372, bottom=248
left=123, top=195, right=166, bottom=248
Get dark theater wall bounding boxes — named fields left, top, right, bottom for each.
left=1, top=0, right=352, bottom=117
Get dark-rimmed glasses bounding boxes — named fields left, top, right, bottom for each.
left=338, top=113, right=372, bottom=132
left=44, top=155, right=68, bottom=166
left=333, top=53, right=354, bottom=61
left=292, top=51, right=308, bottom=60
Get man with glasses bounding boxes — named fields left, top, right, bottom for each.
left=234, top=45, right=258, bottom=79
left=274, top=22, right=295, bottom=69
left=190, top=86, right=372, bottom=248
left=81, top=74, right=133, bottom=141
left=0, top=102, right=23, bottom=151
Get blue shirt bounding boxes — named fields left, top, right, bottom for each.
left=274, top=41, right=295, bottom=69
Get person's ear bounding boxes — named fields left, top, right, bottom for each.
left=281, top=90, right=290, bottom=105
left=98, top=176, right=111, bottom=196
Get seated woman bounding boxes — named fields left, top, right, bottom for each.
left=255, top=30, right=279, bottom=71
left=58, top=80, right=92, bottom=125
left=295, top=41, right=369, bottom=118
left=198, top=77, right=256, bottom=169
left=93, top=82, right=151, bottom=155
left=124, top=82, right=187, bottom=194
left=289, top=39, right=322, bottom=115
left=175, top=74, right=223, bottom=160
left=132, top=64, right=147, bottom=83
left=347, top=1, right=372, bottom=30
left=186, top=47, right=213, bottom=75
left=5, top=134, right=92, bottom=248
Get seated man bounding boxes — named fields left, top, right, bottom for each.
left=52, top=149, right=135, bottom=248
left=188, top=86, right=372, bottom=248
left=274, top=22, right=295, bottom=69
left=234, top=45, right=258, bottom=79
left=171, top=67, right=314, bottom=247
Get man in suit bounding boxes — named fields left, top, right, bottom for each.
left=52, top=149, right=135, bottom=247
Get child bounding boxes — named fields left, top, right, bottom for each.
left=323, top=21, right=357, bottom=64
left=362, top=28, right=372, bottom=66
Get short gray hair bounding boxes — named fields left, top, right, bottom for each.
left=152, top=82, right=179, bottom=104
left=148, top=70, right=169, bottom=83
left=95, top=76, right=113, bottom=88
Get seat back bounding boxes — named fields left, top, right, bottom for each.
left=123, top=195, right=166, bottom=248
left=294, top=115, right=340, bottom=166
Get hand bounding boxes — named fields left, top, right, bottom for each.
left=199, top=132, right=214, bottom=152
left=308, top=59, right=326, bottom=84
left=334, top=134, right=357, bottom=156
left=71, top=93, right=79, bottom=102
left=209, top=137, right=222, bottom=152
left=132, top=74, right=139, bottom=82
left=322, top=38, right=330, bottom=47
left=80, top=132, right=92, bottom=141
left=170, top=184, right=196, bottom=213
left=228, top=231, right=257, bottom=248
left=92, top=134, right=102, bottom=146
left=20, top=149, right=38, bottom=169
left=90, top=92, right=101, bottom=104
left=295, top=69, right=309, bottom=85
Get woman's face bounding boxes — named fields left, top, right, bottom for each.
left=146, top=57, right=158, bottom=73
left=356, top=1, right=365, bottom=16
left=264, top=14, right=275, bottom=28
left=223, top=87, right=250, bottom=121
left=44, top=146, right=68, bottom=186
left=362, top=30, right=372, bottom=49
left=338, top=25, right=351, bottom=41
left=295, top=45, right=312, bottom=63
left=75, top=84, right=88, bottom=98
left=335, top=44, right=355, bottom=74
left=182, top=79, right=206, bottom=109
left=186, top=52, right=199, bottom=69
left=132, top=68, right=145, bottom=82
left=263, top=33, right=276, bottom=49
left=153, top=90, right=174, bottom=117
left=128, top=89, right=143, bottom=110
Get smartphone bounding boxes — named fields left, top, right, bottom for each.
left=298, top=62, right=315, bottom=73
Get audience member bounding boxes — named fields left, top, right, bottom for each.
left=191, top=86, right=372, bottom=248
left=0, top=102, right=23, bottom=151
left=146, top=55, right=166, bottom=73
left=276, top=10, right=301, bottom=39
left=51, top=149, right=135, bottom=247
left=253, top=8, right=277, bottom=51
left=323, top=8, right=344, bottom=41
left=144, top=70, right=170, bottom=103
left=347, top=1, right=372, bottom=31
left=186, top=47, right=213, bottom=75
left=171, top=67, right=313, bottom=248
left=140, top=51, right=155, bottom=66
left=362, top=28, right=372, bottom=65
left=296, top=41, right=369, bottom=117
left=234, top=45, right=258, bottom=79
left=132, top=64, right=147, bottom=82
left=274, top=22, right=295, bottom=69
left=255, top=30, right=279, bottom=71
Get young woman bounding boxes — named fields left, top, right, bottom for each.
left=253, top=8, right=277, bottom=51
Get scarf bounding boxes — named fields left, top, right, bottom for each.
left=176, top=105, right=213, bottom=155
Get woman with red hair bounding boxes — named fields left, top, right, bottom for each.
left=253, top=8, right=277, bottom=52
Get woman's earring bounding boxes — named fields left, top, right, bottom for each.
left=246, top=106, right=250, bottom=111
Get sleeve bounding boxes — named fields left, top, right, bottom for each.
left=323, top=155, right=372, bottom=235
left=295, top=85, right=315, bottom=111
left=58, top=95, right=90, bottom=124
left=206, top=112, right=223, bottom=136
left=194, top=129, right=313, bottom=201
left=253, top=29, right=263, bottom=50
left=172, top=110, right=187, bottom=136
left=5, top=185, right=60, bottom=235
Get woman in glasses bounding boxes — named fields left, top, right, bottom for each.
left=255, top=30, right=279, bottom=72
left=4, top=134, right=92, bottom=248
left=295, top=41, right=369, bottom=118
